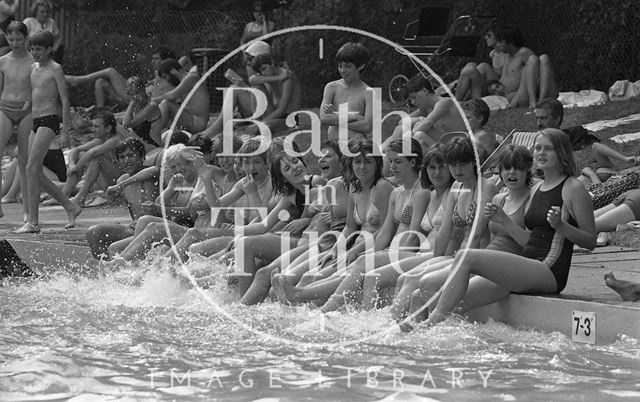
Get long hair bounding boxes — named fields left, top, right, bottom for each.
left=345, top=136, right=383, bottom=193
left=421, top=143, right=454, bottom=188
left=536, top=128, right=576, bottom=177
left=270, top=153, right=306, bottom=196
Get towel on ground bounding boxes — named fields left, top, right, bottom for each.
left=557, top=90, right=608, bottom=108
left=608, top=79, right=640, bottom=101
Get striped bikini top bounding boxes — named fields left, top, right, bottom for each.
left=393, top=176, right=420, bottom=226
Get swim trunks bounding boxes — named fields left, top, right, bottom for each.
left=0, top=100, right=31, bottom=125
left=33, top=114, right=61, bottom=136
left=43, top=148, right=67, bottom=182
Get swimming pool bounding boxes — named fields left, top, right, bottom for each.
left=1, top=257, right=638, bottom=401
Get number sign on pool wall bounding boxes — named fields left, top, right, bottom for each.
left=572, top=311, right=596, bottom=344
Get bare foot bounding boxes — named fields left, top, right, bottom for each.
left=320, top=293, right=345, bottom=313
left=278, top=275, right=303, bottom=306
left=423, top=310, right=446, bottom=328
left=604, top=271, right=640, bottom=301
left=100, top=257, right=128, bottom=271
left=13, top=222, right=41, bottom=234
left=65, top=203, right=82, bottom=229
left=271, top=274, right=287, bottom=304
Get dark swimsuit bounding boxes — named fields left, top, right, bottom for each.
left=520, top=178, right=576, bottom=293
left=33, top=115, right=61, bottom=136
left=43, top=149, right=67, bottom=182
left=131, top=114, right=161, bottom=147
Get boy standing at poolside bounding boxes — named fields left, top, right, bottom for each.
left=319, top=42, right=373, bottom=141
left=0, top=21, right=32, bottom=220
left=15, top=30, right=80, bottom=233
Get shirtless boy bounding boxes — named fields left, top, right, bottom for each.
left=494, top=26, right=558, bottom=108
left=152, top=58, right=210, bottom=134
left=247, top=53, right=302, bottom=136
left=384, top=75, right=466, bottom=152
left=455, top=26, right=508, bottom=101
left=16, top=30, right=80, bottom=233
left=63, top=109, right=125, bottom=205
left=196, top=40, right=279, bottom=139
left=319, top=42, right=373, bottom=141
left=85, top=137, right=158, bottom=259
left=0, top=21, right=31, bottom=220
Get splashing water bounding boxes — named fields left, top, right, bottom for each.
left=1, top=254, right=638, bottom=401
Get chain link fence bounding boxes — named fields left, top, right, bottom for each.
left=62, top=0, right=640, bottom=109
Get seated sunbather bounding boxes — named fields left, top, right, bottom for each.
left=534, top=98, right=639, bottom=184
left=152, top=58, right=210, bottom=134
left=456, top=26, right=558, bottom=108
left=594, top=189, right=640, bottom=247
left=86, top=138, right=158, bottom=259
left=62, top=110, right=125, bottom=206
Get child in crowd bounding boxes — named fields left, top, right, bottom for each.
left=384, top=76, right=466, bottom=151
left=62, top=110, right=125, bottom=205
left=86, top=137, right=158, bottom=259
left=0, top=21, right=32, bottom=220
left=106, top=143, right=204, bottom=261
left=533, top=98, right=639, bottom=184
left=152, top=58, right=209, bottom=134
left=16, top=30, right=80, bottom=233
left=455, top=26, right=508, bottom=101
left=462, top=98, right=496, bottom=156
left=245, top=53, right=302, bottom=136
left=122, top=76, right=162, bottom=148
left=168, top=137, right=274, bottom=261
left=319, top=42, right=373, bottom=141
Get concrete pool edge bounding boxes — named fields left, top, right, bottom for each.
left=4, top=237, right=639, bottom=345
left=468, top=294, right=640, bottom=345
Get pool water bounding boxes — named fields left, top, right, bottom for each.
left=1, top=256, right=638, bottom=401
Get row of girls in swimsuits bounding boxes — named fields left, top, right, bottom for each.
left=251, top=129, right=595, bottom=331
left=104, top=130, right=595, bottom=329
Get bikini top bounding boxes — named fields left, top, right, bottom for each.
left=421, top=189, right=449, bottom=233
left=353, top=189, right=382, bottom=228
left=451, top=184, right=477, bottom=228
left=393, top=176, right=420, bottom=226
